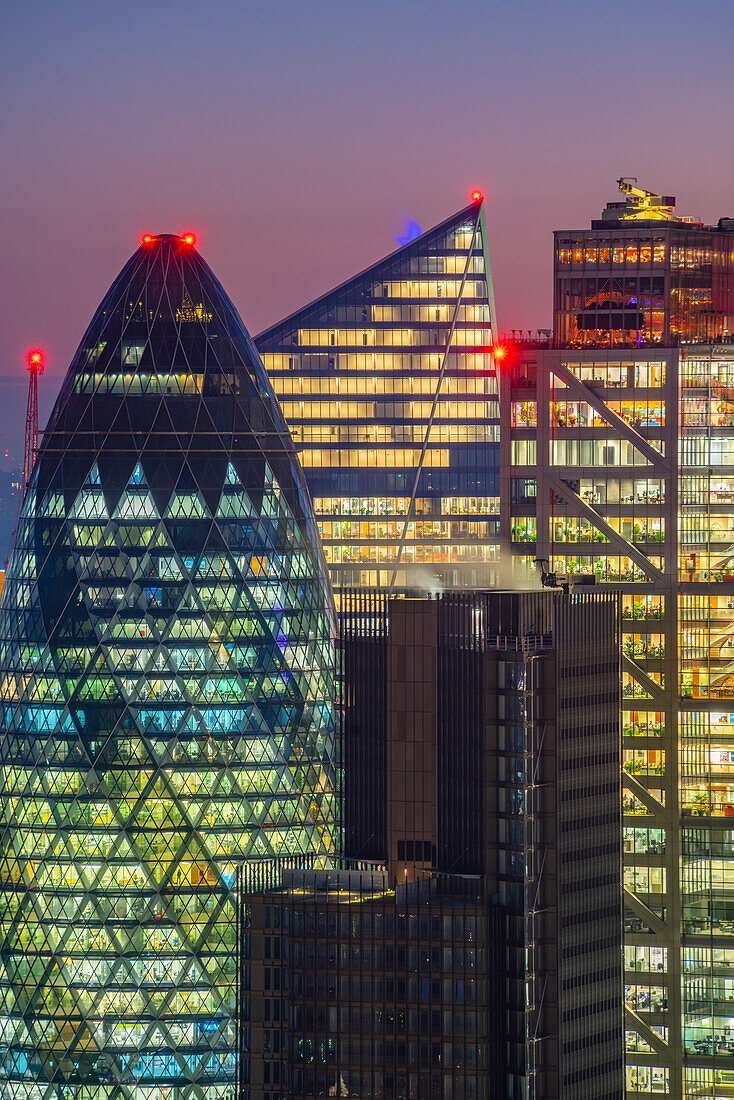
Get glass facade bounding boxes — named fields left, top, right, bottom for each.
left=241, top=589, right=623, bottom=1100
left=247, top=870, right=497, bottom=1100
left=0, top=234, right=338, bottom=1098
left=679, top=349, right=734, bottom=1097
left=504, top=344, right=734, bottom=1098
left=255, top=199, right=500, bottom=596
left=554, top=226, right=734, bottom=349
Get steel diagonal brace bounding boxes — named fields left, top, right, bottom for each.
left=388, top=207, right=482, bottom=592
left=623, top=769, right=666, bottom=818
left=625, top=1006, right=669, bottom=1054
left=622, top=654, right=665, bottom=699
left=543, top=470, right=666, bottom=584
left=547, top=360, right=671, bottom=474
left=712, top=662, right=734, bottom=685
left=623, top=887, right=669, bottom=937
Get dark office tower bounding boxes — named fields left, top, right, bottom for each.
left=0, top=234, right=338, bottom=1099
left=255, top=196, right=500, bottom=597
left=554, top=178, right=734, bottom=347
left=244, top=590, right=624, bottom=1100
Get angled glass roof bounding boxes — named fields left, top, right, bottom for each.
left=256, top=201, right=501, bottom=595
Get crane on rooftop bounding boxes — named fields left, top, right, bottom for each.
left=21, top=348, right=44, bottom=504
left=615, top=177, right=679, bottom=222
left=23, top=349, right=44, bottom=494
left=617, top=177, right=658, bottom=202
left=6, top=349, right=45, bottom=565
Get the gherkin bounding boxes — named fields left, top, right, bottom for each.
left=0, top=234, right=338, bottom=1098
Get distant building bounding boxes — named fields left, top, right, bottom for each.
left=256, top=198, right=500, bottom=597
left=241, top=589, right=624, bottom=1100
left=554, top=178, right=734, bottom=348
left=0, top=467, right=24, bottom=563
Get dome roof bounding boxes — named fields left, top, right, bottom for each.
left=0, top=235, right=337, bottom=1095
left=42, top=232, right=313, bottom=529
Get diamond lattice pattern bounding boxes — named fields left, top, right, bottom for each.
left=0, top=237, right=337, bottom=1098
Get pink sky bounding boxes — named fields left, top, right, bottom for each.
left=2, top=0, right=733, bottom=462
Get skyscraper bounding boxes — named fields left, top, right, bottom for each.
left=0, top=234, right=338, bottom=1098
left=511, top=343, right=734, bottom=1098
left=243, top=589, right=624, bottom=1100
left=255, top=197, right=500, bottom=597
left=504, top=179, right=734, bottom=1094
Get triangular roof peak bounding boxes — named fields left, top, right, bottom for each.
left=256, top=198, right=484, bottom=340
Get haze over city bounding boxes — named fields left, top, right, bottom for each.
left=2, top=0, right=733, bottom=460
left=4, top=2, right=734, bottom=1096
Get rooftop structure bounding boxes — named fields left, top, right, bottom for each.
left=554, top=179, right=734, bottom=349
left=596, top=179, right=693, bottom=227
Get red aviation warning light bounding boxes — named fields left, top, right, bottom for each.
left=22, top=348, right=45, bottom=503
left=141, top=232, right=196, bottom=245
left=494, top=346, right=506, bottom=361
left=471, top=189, right=483, bottom=203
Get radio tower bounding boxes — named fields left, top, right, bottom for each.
left=22, top=348, right=44, bottom=498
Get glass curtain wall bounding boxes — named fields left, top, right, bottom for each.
left=554, top=229, right=734, bottom=349
left=0, top=235, right=338, bottom=1100
left=505, top=347, right=679, bottom=1096
left=256, top=200, right=500, bottom=597
left=507, top=344, right=734, bottom=1097
left=679, top=349, right=734, bottom=1098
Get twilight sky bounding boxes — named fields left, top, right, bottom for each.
left=1, top=0, right=733, bottom=464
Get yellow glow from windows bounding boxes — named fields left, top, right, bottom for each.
left=299, top=448, right=451, bottom=468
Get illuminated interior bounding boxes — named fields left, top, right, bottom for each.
left=508, top=341, right=734, bottom=1097
left=0, top=236, right=337, bottom=1097
left=554, top=230, right=734, bottom=348
left=256, top=202, right=501, bottom=596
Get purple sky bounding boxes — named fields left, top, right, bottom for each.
left=2, top=0, right=733, bottom=465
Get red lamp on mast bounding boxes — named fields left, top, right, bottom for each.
left=23, top=349, right=45, bottom=495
